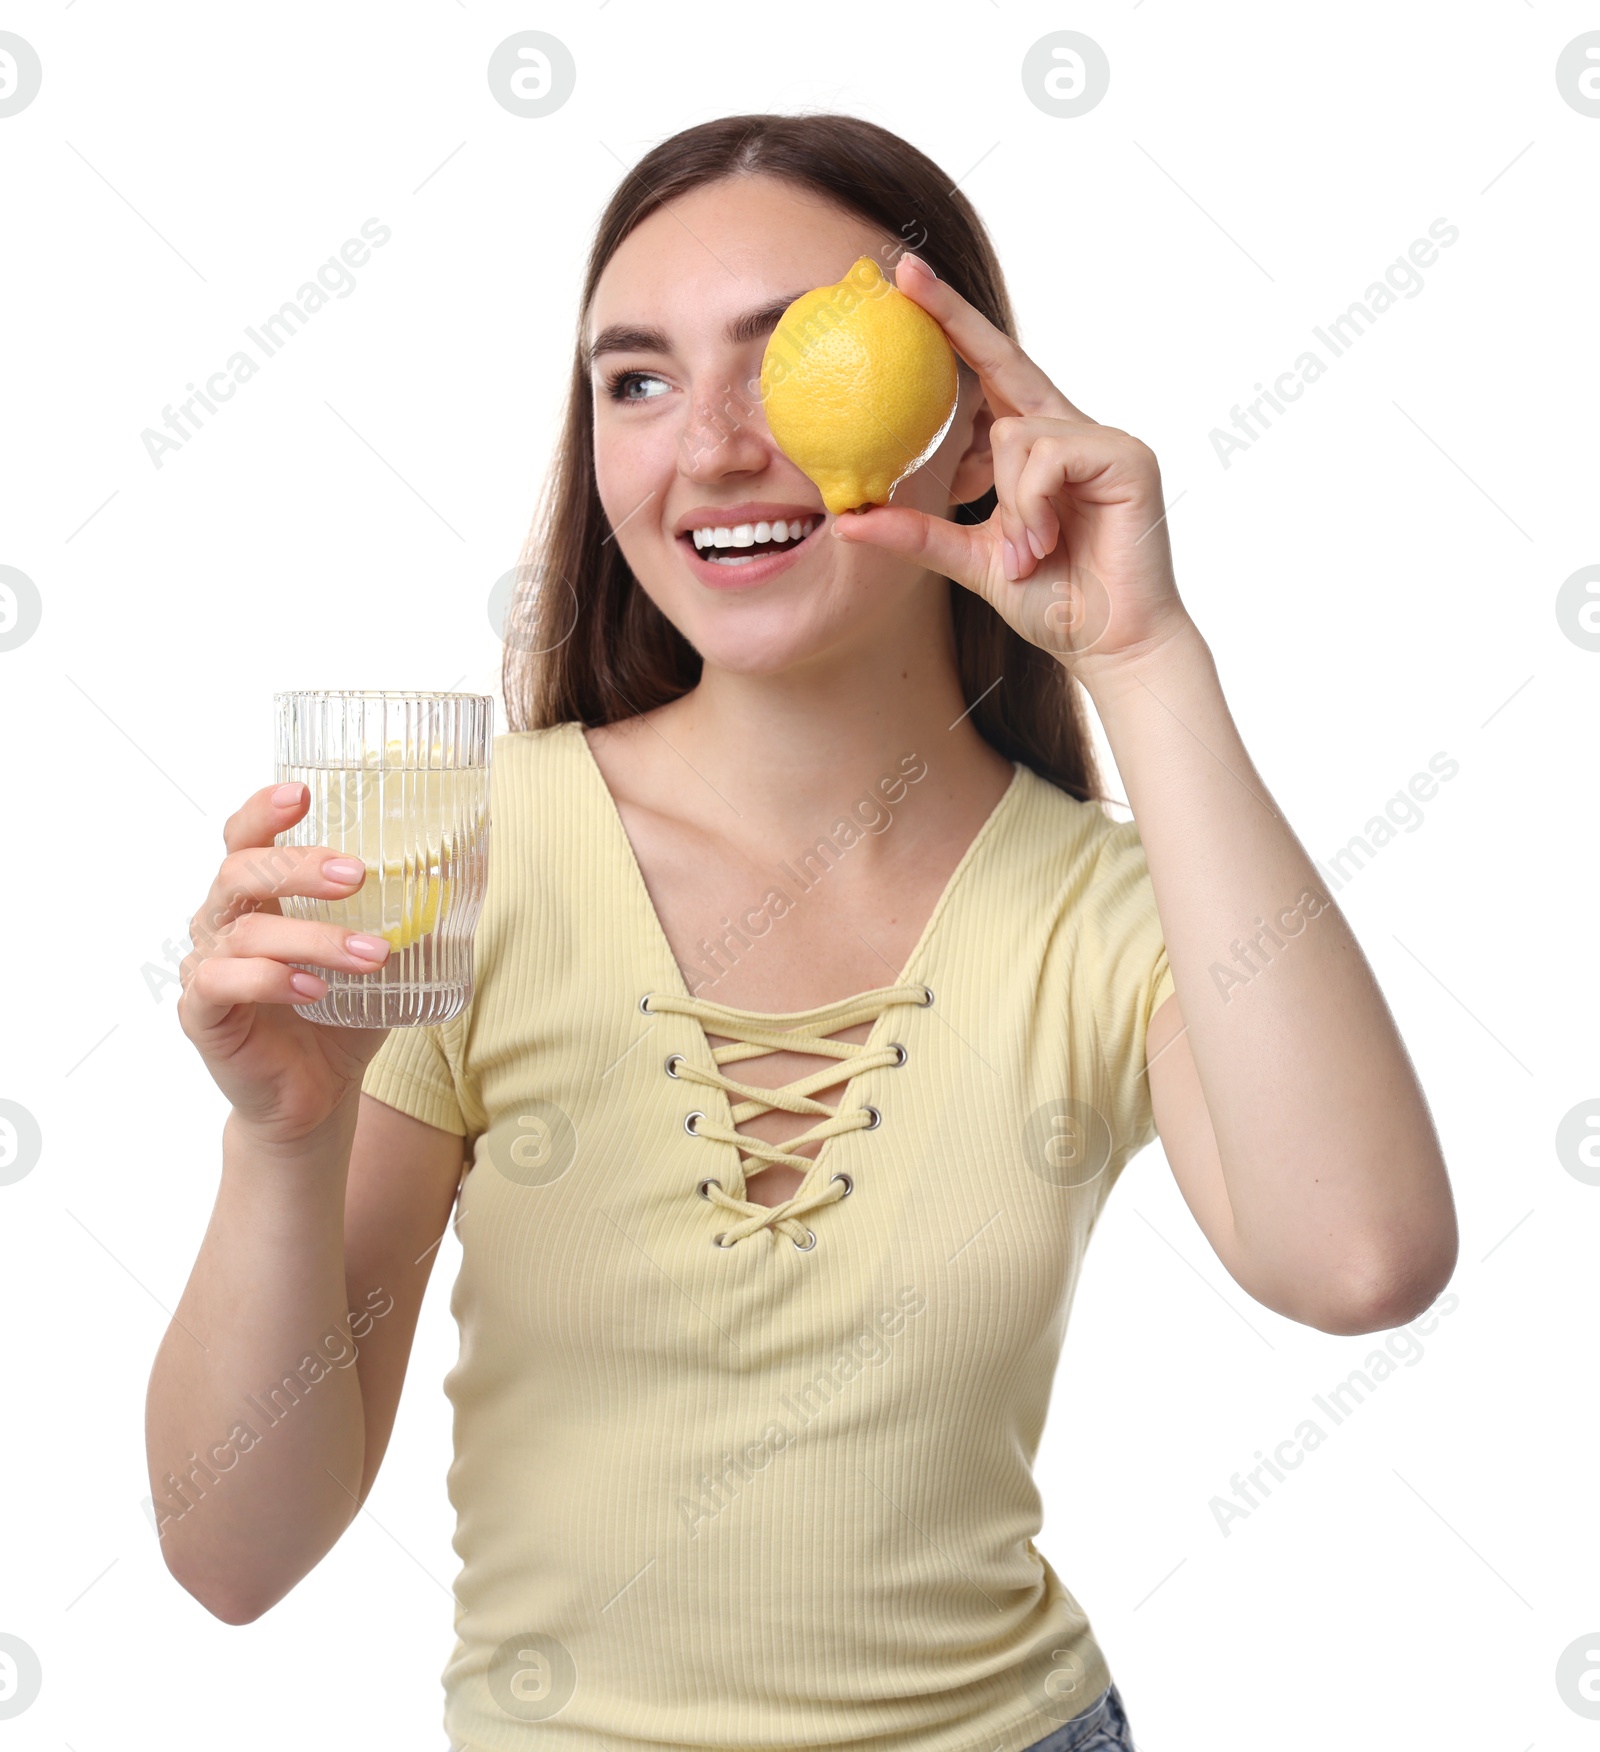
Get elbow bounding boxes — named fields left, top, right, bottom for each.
left=1313, top=1237, right=1460, bottom=1337
left=200, top=1592, right=270, bottom=1627
left=159, top=1546, right=276, bottom=1626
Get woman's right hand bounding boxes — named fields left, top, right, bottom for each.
left=177, top=781, right=396, bottom=1147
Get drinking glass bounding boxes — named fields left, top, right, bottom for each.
left=272, top=690, right=492, bottom=1027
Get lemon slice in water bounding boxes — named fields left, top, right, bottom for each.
left=375, top=858, right=451, bottom=952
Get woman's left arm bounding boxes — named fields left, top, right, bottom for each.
left=832, top=251, right=1459, bottom=1337
left=1083, top=618, right=1458, bottom=1336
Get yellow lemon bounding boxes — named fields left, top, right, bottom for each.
left=759, top=254, right=959, bottom=516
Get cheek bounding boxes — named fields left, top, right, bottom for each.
left=594, top=416, right=675, bottom=516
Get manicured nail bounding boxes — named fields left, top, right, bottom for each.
left=901, top=252, right=933, bottom=279
left=1003, top=538, right=1019, bottom=580
left=1026, top=528, right=1046, bottom=560
left=323, top=856, right=367, bottom=883
left=273, top=782, right=305, bottom=807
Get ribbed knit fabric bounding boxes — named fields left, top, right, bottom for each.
left=360, top=719, right=1176, bottom=1752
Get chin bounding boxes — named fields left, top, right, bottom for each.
left=670, top=596, right=848, bottom=676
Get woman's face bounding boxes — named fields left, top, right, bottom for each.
left=587, top=174, right=990, bottom=678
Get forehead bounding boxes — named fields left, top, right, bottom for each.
left=589, top=175, right=894, bottom=337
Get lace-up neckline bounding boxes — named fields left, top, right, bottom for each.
left=642, top=983, right=934, bottom=1250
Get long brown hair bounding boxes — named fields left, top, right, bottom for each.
left=501, top=111, right=1107, bottom=805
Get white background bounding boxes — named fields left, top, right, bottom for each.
left=2, top=3, right=1596, bottom=1747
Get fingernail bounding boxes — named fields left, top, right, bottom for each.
left=1003, top=538, right=1019, bottom=580
left=290, top=972, right=325, bottom=997
left=1026, top=528, right=1046, bottom=560
left=273, top=782, right=305, bottom=806
left=902, top=252, right=933, bottom=278
left=323, top=857, right=367, bottom=883
left=346, top=933, right=390, bottom=962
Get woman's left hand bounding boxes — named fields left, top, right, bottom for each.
left=830, top=252, right=1194, bottom=687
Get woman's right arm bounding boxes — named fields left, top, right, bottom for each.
left=145, top=781, right=467, bottom=1623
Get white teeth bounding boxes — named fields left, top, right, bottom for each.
left=689, top=517, right=816, bottom=551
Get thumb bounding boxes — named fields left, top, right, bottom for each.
left=830, top=504, right=991, bottom=590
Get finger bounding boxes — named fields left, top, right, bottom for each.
left=995, top=418, right=1079, bottom=577
left=178, top=953, right=335, bottom=1035
left=893, top=254, right=1091, bottom=424
left=223, top=780, right=310, bottom=857
left=191, top=841, right=369, bottom=949
left=1011, top=438, right=1071, bottom=575
left=201, top=910, right=393, bottom=974
left=1000, top=420, right=1160, bottom=576
left=831, top=504, right=997, bottom=595
left=988, top=416, right=1057, bottom=581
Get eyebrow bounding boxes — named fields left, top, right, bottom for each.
left=586, top=291, right=808, bottom=371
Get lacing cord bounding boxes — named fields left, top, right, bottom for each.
left=644, top=983, right=932, bottom=1248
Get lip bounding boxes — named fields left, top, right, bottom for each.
left=675, top=515, right=828, bottom=591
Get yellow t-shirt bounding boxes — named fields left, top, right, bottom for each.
left=361, top=719, right=1176, bottom=1752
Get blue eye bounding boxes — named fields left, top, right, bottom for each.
left=603, top=369, right=669, bottom=403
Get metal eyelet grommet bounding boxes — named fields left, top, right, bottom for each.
left=684, top=1110, right=705, bottom=1136
left=711, top=1231, right=734, bottom=1248
left=859, top=1104, right=882, bottom=1130
left=830, top=1171, right=854, bottom=1197
left=665, top=1053, right=684, bottom=1078
left=791, top=1227, right=818, bottom=1251
left=697, top=1177, right=722, bottom=1199
left=918, top=984, right=934, bottom=1007
left=639, top=993, right=653, bottom=1013
left=887, top=1042, right=907, bottom=1066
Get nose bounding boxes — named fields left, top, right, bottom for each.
left=676, top=373, right=773, bottom=481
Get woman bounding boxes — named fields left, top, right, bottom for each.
left=149, top=114, right=1458, bottom=1751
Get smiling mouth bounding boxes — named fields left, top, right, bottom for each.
left=679, top=517, right=823, bottom=566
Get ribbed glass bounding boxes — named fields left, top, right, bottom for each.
left=272, top=690, right=492, bottom=1028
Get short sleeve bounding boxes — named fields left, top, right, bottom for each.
left=1072, top=815, right=1177, bottom=1161
left=360, top=1018, right=469, bottom=1138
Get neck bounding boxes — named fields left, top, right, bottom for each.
left=653, top=609, right=1011, bottom=855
